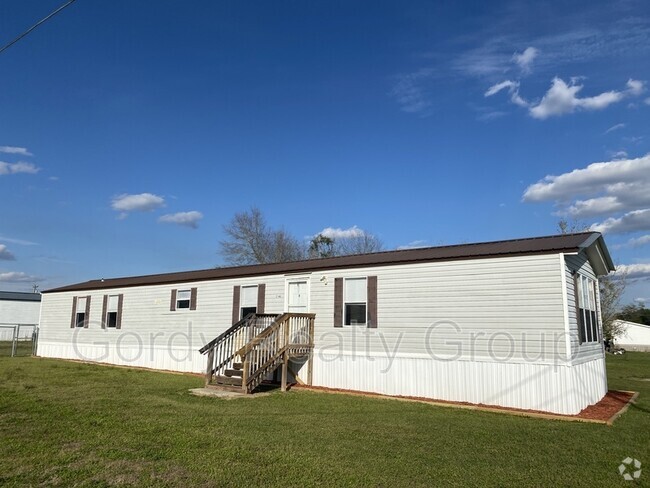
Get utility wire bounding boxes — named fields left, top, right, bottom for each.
left=0, top=0, right=78, bottom=56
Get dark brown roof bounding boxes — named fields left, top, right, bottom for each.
left=43, top=232, right=612, bottom=293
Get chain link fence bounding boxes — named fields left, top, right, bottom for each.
left=0, top=324, right=39, bottom=357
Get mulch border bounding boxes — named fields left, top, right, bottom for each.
left=293, top=385, right=639, bottom=425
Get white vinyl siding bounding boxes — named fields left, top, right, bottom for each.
left=564, top=253, right=604, bottom=364
left=39, top=253, right=579, bottom=370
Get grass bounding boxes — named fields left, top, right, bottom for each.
left=0, top=341, right=34, bottom=358
left=0, top=354, right=649, bottom=487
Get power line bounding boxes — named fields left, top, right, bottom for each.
left=0, top=0, right=78, bottom=56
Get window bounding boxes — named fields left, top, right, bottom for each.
left=344, top=278, right=367, bottom=325
left=240, top=285, right=258, bottom=319
left=106, top=295, right=119, bottom=328
left=171, top=288, right=196, bottom=311
left=75, top=297, right=87, bottom=327
left=176, top=290, right=191, bottom=309
left=576, top=274, right=600, bottom=344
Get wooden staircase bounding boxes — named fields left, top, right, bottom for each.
left=199, top=313, right=315, bottom=393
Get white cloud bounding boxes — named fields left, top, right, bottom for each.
left=590, top=209, right=650, bottom=234
left=615, top=263, right=650, bottom=281
left=604, top=123, right=625, bottom=134
left=391, top=68, right=435, bottom=115
left=111, top=193, right=165, bottom=217
left=0, top=271, right=44, bottom=283
left=0, top=161, right=40, bottom=175
left=609, top=150, right=628, bottom=160
left=626, top=79, right=645, bottom=96
left=485, top=80, right=518, bottom=97
left=0, top=146, right=32, bottom=156
left=484, top=80, right=529, bottom=108
left=158, top=211, right=203, bottom=229
left=0, top=245, right=15, bottom=261
left=645, top=97, right=650, bottom=105
left=528, top=78, right=643, bottom=119
left=622, top=235, right=650, bottom=248
left=453, top=18, right=650, bottom=81
left=512, top=47, right=538, bottom=73
left=523, top=155, right=650, bottom=219
left=0, top=235, right=38, bottom=246
left=318, top=226, right=365, bottom=240
left=397, top=240, right=428, bottom=250
left=487, top=78, right=644, bottom=119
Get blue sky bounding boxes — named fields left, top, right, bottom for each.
left=1, top=1, right=649, bottom=303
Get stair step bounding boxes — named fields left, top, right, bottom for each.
left=232, top=362, right=243, bottom=370
left=214, top=375, right=242, bottom=387
left=224, top=368, right=243, bottom=377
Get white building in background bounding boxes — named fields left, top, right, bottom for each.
left=37, top=232, right=614, bottom=415
left=0, top=291, right=41, bottom=340
left=614, top=320, right=650, bottom=352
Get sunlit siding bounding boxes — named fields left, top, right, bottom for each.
left=564, top=252, right=605, bottom=364
left=309, top=253, right=566, bottom=364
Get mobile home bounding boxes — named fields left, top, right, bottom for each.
left=38, top=232, right=614, bottom=415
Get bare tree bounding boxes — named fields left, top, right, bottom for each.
left=309, top=231, right=383, bottom=258
left=599, top=272, right=627, bottom=341
left=557, top=218, right=590, bottom=234
left=219, top=207, right=305, bottom=265
left=334, top=232, right=383, bottom=255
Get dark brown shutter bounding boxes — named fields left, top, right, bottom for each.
left=367, top=276, right=377, bottom=328
left=190, top=287, right=198, bottom=310
left=257, top=284, right=266, bottom=314
left=573, top=274, right=583, bottom=344
left=101, top=295, right=108, bottom=329
left=116, top=294, right=124, bottom=329
left=170, top=289, right=177, bottom=311
left=232, top=285, right=241, bottom=324
left=83, top=295, right=91, bottom=328
left=70, top=296, right=77, bottom=328
left=334, top=278, right=343, bottom=327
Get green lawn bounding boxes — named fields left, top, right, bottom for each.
left=0, top=354, right=648, bottom=487
left=0, top=341, right=34, bottom=358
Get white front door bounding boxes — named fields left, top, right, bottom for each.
left=287, top=281, right=308, bottom=313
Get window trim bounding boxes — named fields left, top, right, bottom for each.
left=343, top=277, right=368, bottom=326
left=575, top=273, right=601, bottom=345
left=176, top=289, right=192, bottom=310
left=70, top=295, right=91, bottom=329
left=240, top=285, right=258, bottom=320
left=171, top=287, right=197, bottom=312
left=103, top=294, right=123, bottom=329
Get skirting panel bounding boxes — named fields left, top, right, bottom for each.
left=37, top=340, right=206, bottom=374
left=37, top=341, right=607, bottom=414
left=310, top=351, right=607, bottom=415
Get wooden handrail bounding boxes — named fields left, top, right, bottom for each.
left=200, top=312, right=315, bottom=393
left=199, top=313, right=278, bottom=354
left=235, top=313, right=290, bottom=357
left=234, top=313, right=315, bottom=357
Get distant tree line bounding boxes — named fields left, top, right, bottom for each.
left=617, top=303, right=650, bottom=325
